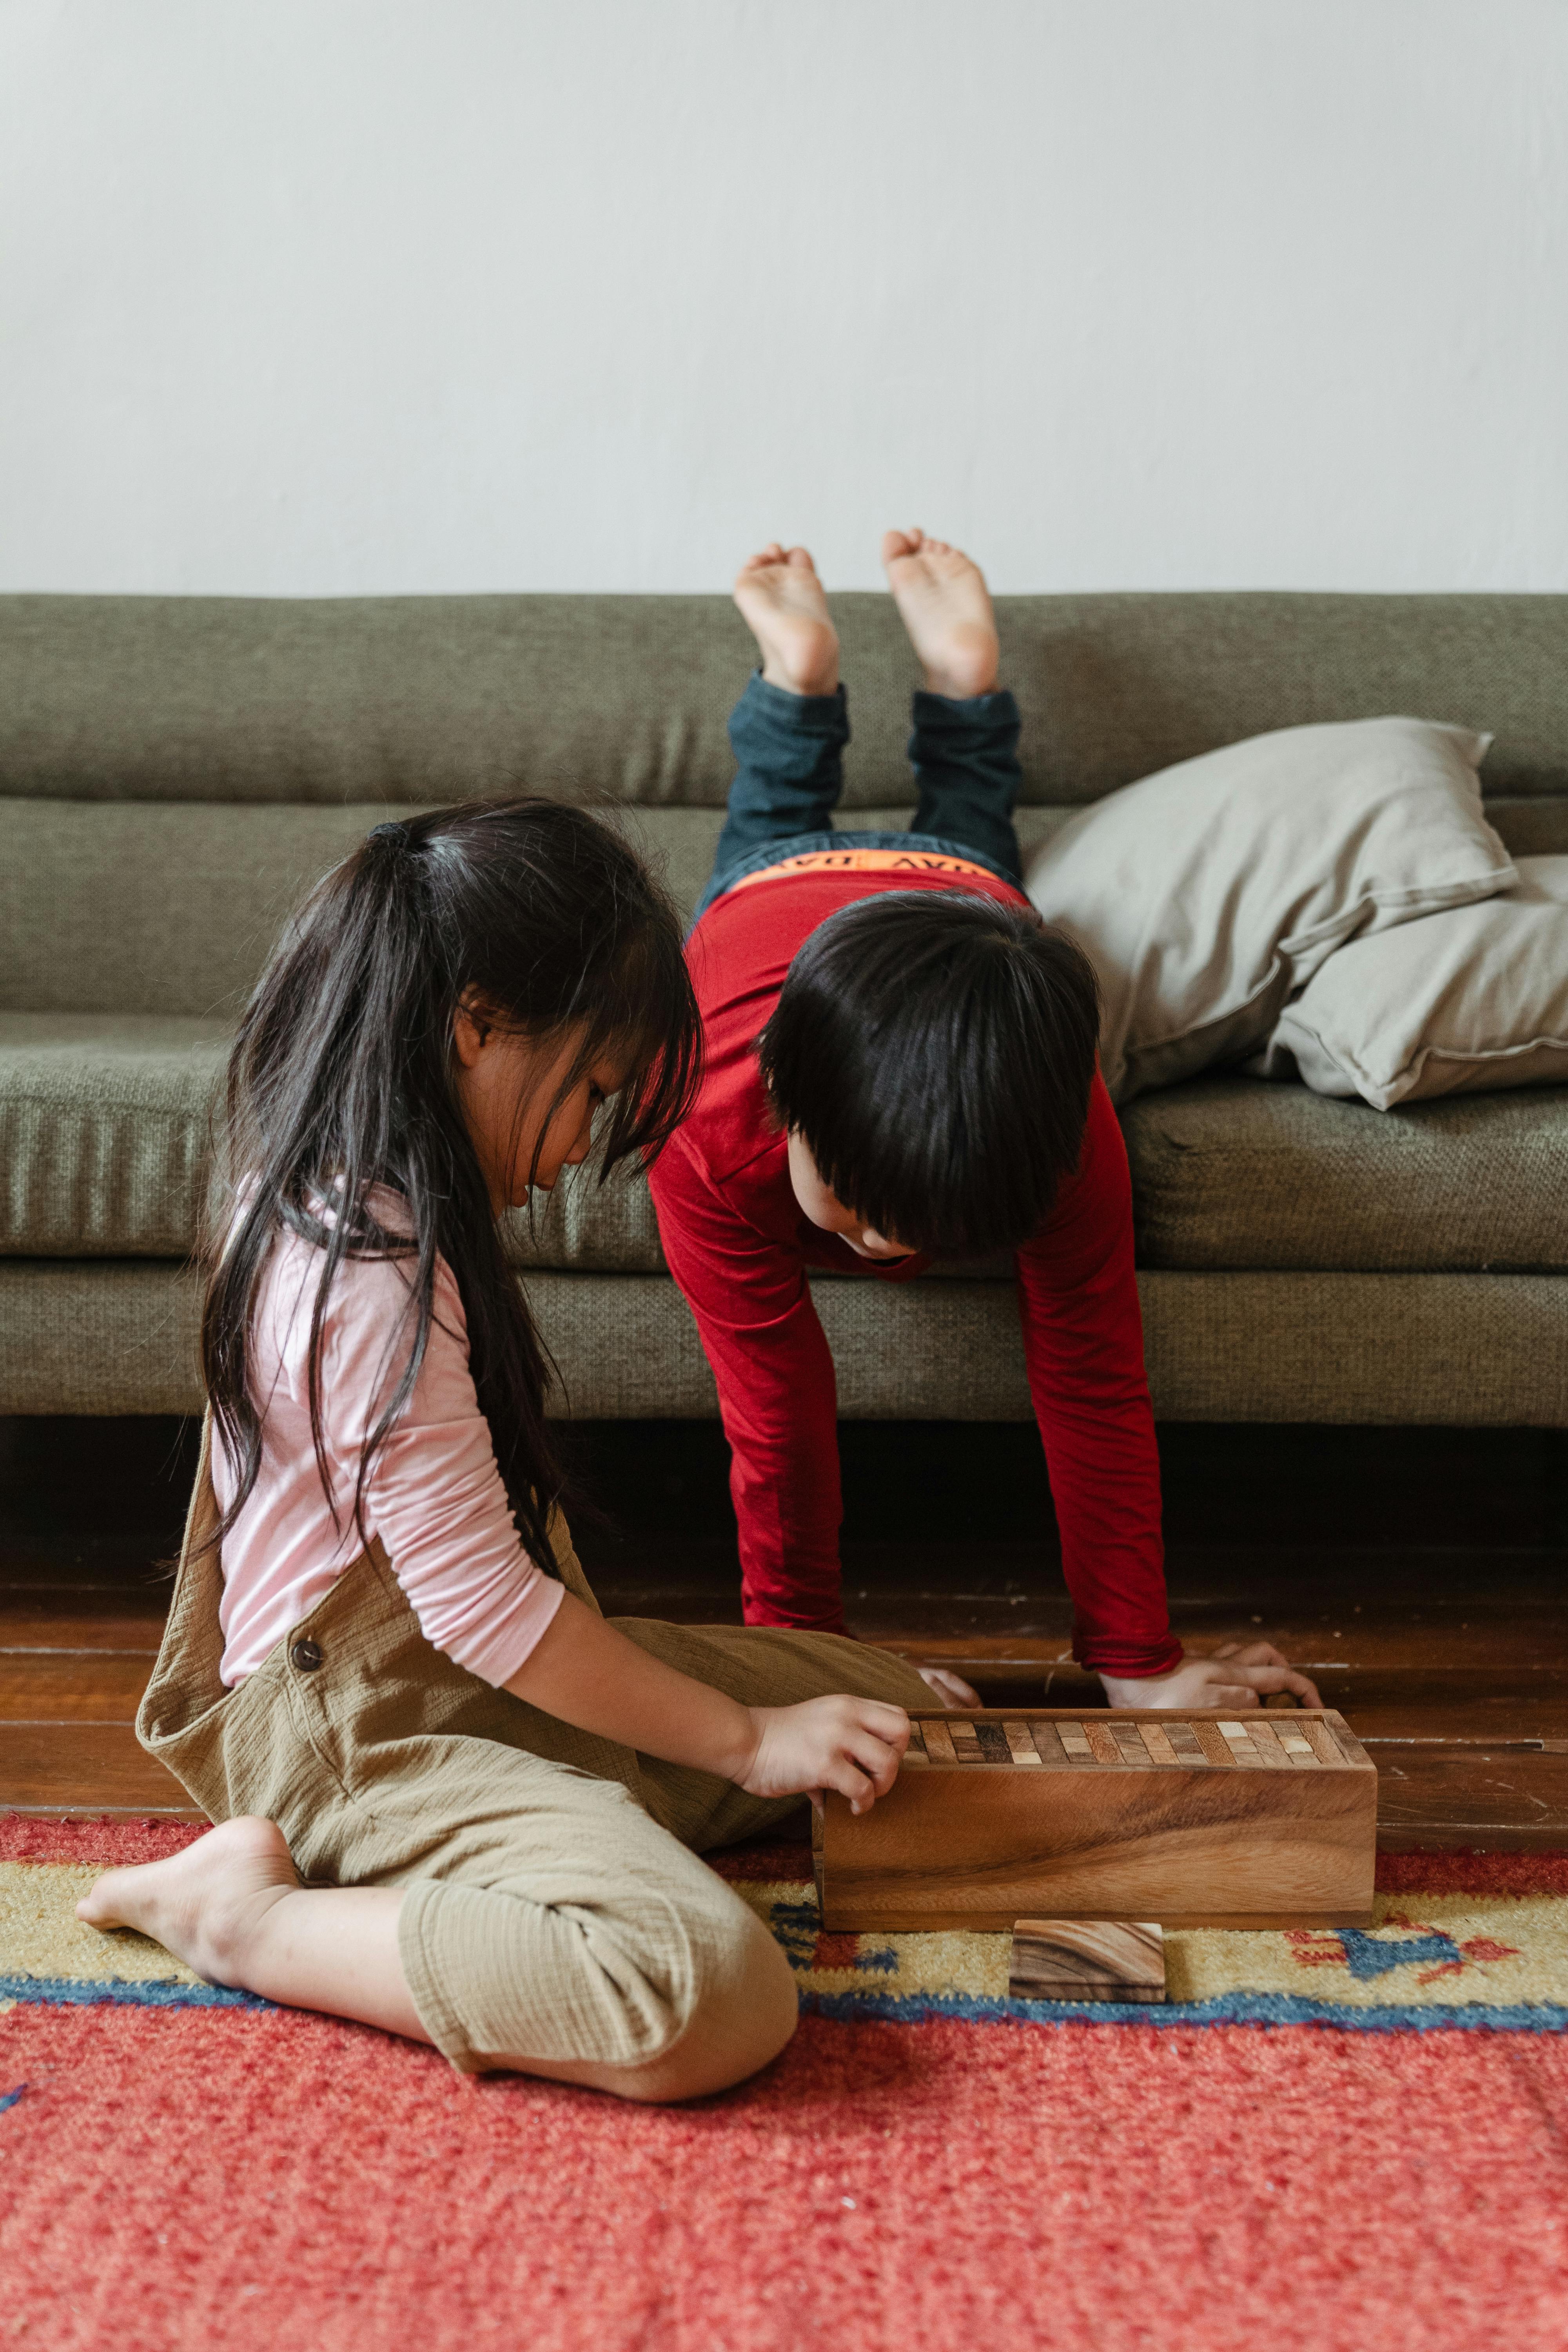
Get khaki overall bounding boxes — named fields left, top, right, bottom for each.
left=137, top=1426, right=931, bottom=2083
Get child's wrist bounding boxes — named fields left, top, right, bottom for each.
left=713, top=1701, right=764, bottom=1788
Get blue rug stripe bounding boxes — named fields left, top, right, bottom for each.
left=7, top=1972, right=1568, bottom=2034
left=0, top=1975, right=272, bottom=2012
left=797, top=1987, right=1568, bottom=2034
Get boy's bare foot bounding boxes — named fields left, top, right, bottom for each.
left=76, top=1815, right=301, bottom=1987
left=733, top=543, right=840, bottom=697
left=882, top=528, right=1000, bottom=700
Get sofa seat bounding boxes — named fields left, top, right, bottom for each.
left=518, top=1077, right=1568, bottom=1280
left=503, top=1160, right=667, bottom=1274
left=0, top=1014, right=230, bottom=1257
left=8, top=1008, right=1564, bottom=1281
left=517, top=1077, right=1568, bottom=1279
left=0, top=1008, right=675, bottom=1272
left=1122, top=1074, right=1568, bottom=1272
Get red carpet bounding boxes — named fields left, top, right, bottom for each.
left=5, top=1818, right=1568, bottom=2350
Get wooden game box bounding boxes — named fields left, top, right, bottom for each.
left=815, top=1708, right=1377, bottom=1932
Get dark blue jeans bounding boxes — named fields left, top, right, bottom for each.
left=693, top=671, right=1025, bottom=923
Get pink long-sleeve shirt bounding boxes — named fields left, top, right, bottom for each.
left=213, top=1216, right=564, bottom=1688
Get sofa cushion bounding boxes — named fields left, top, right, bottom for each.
left=1122, top=1074, right=1568, bottom=1272
left=6, top=591, right=1568, bottom=809
left=0, top=800, right=1076, bottom=1019
left=0, top=1014, right=229, bottom=1256
left=0, top=802, right=397, bottom=1018
left=0, top=1011, right=678, bottom=1269
left=502, top=1154, right=1009, bottom=1278
left=1262, top=855, right=1568, bottom=1109
left=528, top=1080, right=1568, bottom=1277
left=0, top=1007, right=677, bottom=1268
left=9, top=1016, right=1563, bottom=1282
left=502, top=1158, right=666, bottom=1275
left=1026, top=718, right=1512, bottom=1103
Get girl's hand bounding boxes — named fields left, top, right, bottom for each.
left=1100, top=1642, right=1323, bottom=1713
left=731, top=1696, right=911, bottom=1815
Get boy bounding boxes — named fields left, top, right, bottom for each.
left=649, top=532, right=1319, bottom=1711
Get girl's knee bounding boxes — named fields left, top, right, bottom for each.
left=600, top=1901, right=799, bottom=2103
left=409, top=1862, right=799, bottom=2099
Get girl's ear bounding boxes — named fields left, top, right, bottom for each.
left=452, top=993, right=492, bottom=1070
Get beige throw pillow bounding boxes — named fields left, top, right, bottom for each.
left=1023, top=717, right=1510, bottom=1104
left=1258, top=856, right=1568, bottom=1110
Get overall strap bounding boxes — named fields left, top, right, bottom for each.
left=135, top=1412, right=235, bottom=1761
left=178, top=1414, right=221, bottom=1573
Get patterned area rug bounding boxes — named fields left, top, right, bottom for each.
left=6, top=1815, right=1568, bottom=2348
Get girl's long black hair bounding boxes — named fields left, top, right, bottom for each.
left=201, top=798, right=701, bottom=1573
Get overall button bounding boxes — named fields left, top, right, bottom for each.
left=290, top=1639, right=323, bottom=1673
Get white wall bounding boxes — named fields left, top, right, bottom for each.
left=3, top=0, right=1565, bottom=596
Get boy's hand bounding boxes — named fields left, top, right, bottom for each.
left=1100, top=1642, right=1323, bottom=1712
left=916, top=1666, right=982, bottom=1709
left=730, top=1696, right=911, bottom=1815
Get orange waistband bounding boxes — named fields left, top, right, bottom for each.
left=726, top=847, right=1000, bottom=893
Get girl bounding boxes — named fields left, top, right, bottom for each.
left=79, top=799, right=934, bottom=2102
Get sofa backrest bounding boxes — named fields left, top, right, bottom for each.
left=4, top=591, right=1567, bottom=1014
left=7, top=590, right=1568, bottom=806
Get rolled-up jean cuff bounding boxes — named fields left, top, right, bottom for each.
left=740, top=670, right=848, bottom=733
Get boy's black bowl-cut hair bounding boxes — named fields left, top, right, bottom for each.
left=756, top=891, right=1100, bottom=1259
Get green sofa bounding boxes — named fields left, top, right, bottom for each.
left=2, top=591, right=1566, bottom=1425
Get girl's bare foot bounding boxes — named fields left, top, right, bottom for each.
left=733, top=543, right=840, bottom=697
left=79, top=1815, right=426, bottom=2039
left=881, top=528, right=1000, bottom=700
left=76, top=1815, right=301, bottom=1987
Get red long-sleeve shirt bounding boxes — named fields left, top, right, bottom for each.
left=647, top=862, right=1180, bottom=1677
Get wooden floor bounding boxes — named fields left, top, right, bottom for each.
left=3, top=1416, right=1566, bottom=1846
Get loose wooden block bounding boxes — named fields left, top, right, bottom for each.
left=1009, top=1919, right=1167, bottom=2004
left=817, top=1708, right=1377, bottom=1932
